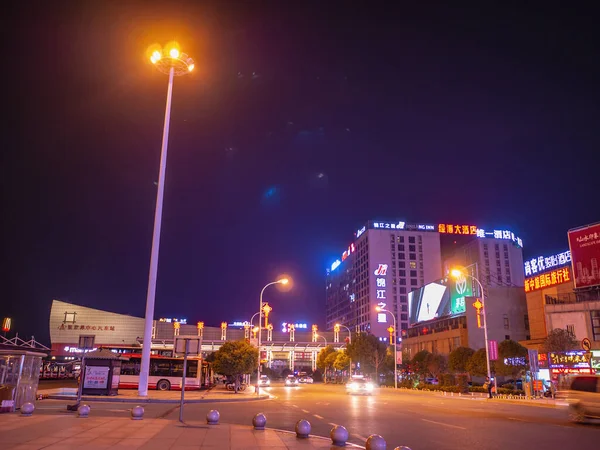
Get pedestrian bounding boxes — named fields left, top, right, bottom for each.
left=550, top=381, right=556, bottom=399
left=485, top=376, right=493, bottom=399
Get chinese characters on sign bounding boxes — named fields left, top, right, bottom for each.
left=524, top=267, right=571, bottom=292
left=159, top=318, right=187, bottom=324
left=84, top=366, right=109, bottom=389
left=281, top=322, right=307, bottom=332
left=373, top=221, right=405, bottom=230
left=58, top=324, right=115, bottom=331
left=548, top=351, right=592, bottom=371
left=567, top=223, right=600, bottom=289
left=438, top=224, right=477, bottom=235
left=524, top=251, right=571, bottom=276
left=438, top=225, right=523, bottom=247
left=374, top=264, right=388, bottom=313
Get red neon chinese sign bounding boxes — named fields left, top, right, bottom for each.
left=524, top=267, right=571, bottom=292
left=438, top=224, right=477, bottom=235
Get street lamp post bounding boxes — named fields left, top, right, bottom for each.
left=257, top=278, right=289, bottom=393
left=139, top=45, right=195, bottom=397
left=376, top=307, right=397, bottom=389
left=451, top=269, right=493, bottom=391
left=336, top=323, right=352, bottom=376
left=316, top=334, right=327, bottom=346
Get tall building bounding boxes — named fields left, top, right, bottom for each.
left=326, top=220, right=443, bottom=341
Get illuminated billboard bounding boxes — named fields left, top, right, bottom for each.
left=524, top=251, right=571, bottom=276
left=524, top=267, right=571, bottom=293
left=568, top=222, right=600, bottom=289
left=408, top=277, right=473, bottom=325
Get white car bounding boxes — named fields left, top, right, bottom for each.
left=285, top=376, right=299, bottom=386
left=299, top=376, right=313, bottom=384
left=346, top=378, right=374, bottom=395
left=258, top=375, right=271, bottom=386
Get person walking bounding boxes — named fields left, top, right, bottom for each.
left=485, top=376, right=493, bottom=399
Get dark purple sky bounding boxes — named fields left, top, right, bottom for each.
left=2, top=1, right=599, bottom=343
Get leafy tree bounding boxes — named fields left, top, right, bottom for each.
left=346, top=333, right=387, bottom=377
left=212, top=340, right=258, bottom=393
left=467, top=348, right=489, bottom=377
left=412, top=350, right=432, bottom=380
left=317, top=345, right=338, bottom=382
left=333, top=351, right=350, bottom=371
left=448, top=347, right=475, bottom=373
left=427, top=354, right=448, bottom=380
left=496, top=340, right=528, bottom=378
left=541, top=328, right=579, bottom=353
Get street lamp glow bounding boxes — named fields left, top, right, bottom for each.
left=375, top=306, right=382, bottom=312
left=188, top=63, right=195, bottom=72
left=138, top=43, right=194, bottom=397
left=279, top=278, right=289, bottom=285
left=450, top=269, right=463, bottom=278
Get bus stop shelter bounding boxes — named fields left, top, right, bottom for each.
left=0, top=349, right=46, bottom=412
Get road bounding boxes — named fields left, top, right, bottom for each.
left=34, top=383, right=599, bottom=449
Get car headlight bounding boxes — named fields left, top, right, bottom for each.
left=366, top=383, right=374, bottom=391
left=349, top=383, right=358, bottom=390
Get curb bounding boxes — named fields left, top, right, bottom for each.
left=45, top=394, right=271, bottom=404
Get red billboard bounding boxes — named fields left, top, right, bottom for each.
left=568, top=222, right=600, bottom=289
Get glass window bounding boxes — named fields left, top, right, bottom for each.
left=591, top=311, right=600, bottom=341
left=409, top=245, right=416, bottom=252
left=399, top=261, right=406, bottom=268
left=410, top=270, right=417, bottom=278
left=409, top=236, right=416, bottom=243
left=398, top=244, right=405, bottom=251
left=399, top=279, right=406, bottom=285
left=398, top=253, right=406, bottom=260
left=410, top=261, right=417, bottom=269
left=409, top=253, right=416, bottom=260
left=151, top=361, right=171, bottom=377
left=410, top=279, right=418, bottom=286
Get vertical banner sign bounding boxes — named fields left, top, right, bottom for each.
left=488, top=340, right=498, bottom=361
left=568, top=223, right=600, bottom=289
left=451, top=274, right=473, bottom=314
left=528, top=349, right=539, bottom=373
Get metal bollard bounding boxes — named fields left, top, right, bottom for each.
left=330, top=425, right=349, bottom=447
left=20, top=402, right=35, bottom=416
left=206, top=409, right=220, bottom=425
left=253, top=413, right=267, bottom=430
left=295, top=419, right=311, bottom=438
left=131, top=405, right=144, bottom=420
left=77, top=404, right=90, bottom=418
left=366, top=434, right=386, bottom=450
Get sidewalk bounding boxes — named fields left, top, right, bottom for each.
left=392, top=387, right=558, bottom=408
left=1, top=414, right=364, bottom=449
left=45, top=385, right=271, bottom=404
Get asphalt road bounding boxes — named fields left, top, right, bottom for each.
left=34, top=383, right=600, bottom=449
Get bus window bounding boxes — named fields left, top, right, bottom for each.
left=151, top=361, right=171, bottom=377
left=186, top=360, right=198, bottom=378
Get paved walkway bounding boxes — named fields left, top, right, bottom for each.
left=1, top=414, right=364, bottom=449
left=45, top=385, right=270, bottom=403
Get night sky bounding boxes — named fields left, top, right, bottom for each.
left=2, top=1, right=599, bottom=344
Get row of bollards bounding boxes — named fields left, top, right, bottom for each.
left=19, top=403, right=411, bottom=448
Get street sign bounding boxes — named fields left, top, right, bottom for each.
left=489, top=340, right=498, bottom=361
left=528, top=349, right=539, bottom=373
left=175, top=337, right=201, bottom=356
left=582, top=338, right=591, bottom=351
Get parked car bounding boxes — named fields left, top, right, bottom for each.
left=299, top=376, right=313, bottom=384
left=559, top=375, right=600, bottom=423
left=499, top=379, right=523, bottom=390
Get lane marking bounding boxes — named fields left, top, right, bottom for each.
left=292, top=405, right=299, bottom=408
left=328, top=422, right=337, bottom=427
left=313, top=414, right=324, bottom=419
left=508, top=417, right=528, bottom=422
left=302, top=409, right=310, bottom=413
left=421, top=419, right=466, bottom=430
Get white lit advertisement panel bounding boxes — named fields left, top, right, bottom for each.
left=408, top=282, right=452, bottom=324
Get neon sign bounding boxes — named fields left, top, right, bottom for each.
left=331, top=260, right=341, bottom=271
left=373, top=221, right=405, bottom=230
left=356, top=226, right=366, bottom=238
left=281, top=322, right=307, bottom=332
left=438, top=224, right=477, bottom=235
left=524, top=267, right=571, bottom=292
left=524, top=251, right=571, bottom=276
left=438, top=224, right=523, bottom=247
left=374, top=265, right=388, bottom=302
left=159, top=318, right=187, bottom=324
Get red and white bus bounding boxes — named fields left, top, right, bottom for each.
left=117, top=354, right=213, bottom=391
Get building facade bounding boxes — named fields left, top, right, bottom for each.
left=326, top=220, right=443, bottom=340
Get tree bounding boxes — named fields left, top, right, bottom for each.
left=467, top=348, right=489, bottom=377
left=541, top=328, right=579, bottom=353
left=346, top=333, right=387, bottom=377
left=212, top=340, right=258, bottom=393
left=412, top=350, right=432, bottom=380
left=427, top=354, right=448, bottom=380
left=317, top=345, right=338, bottom=382
left=333, top=351, right=350, bottom=371
left=449, top=347, right=475, bottom=373
left=496, top=340, right=528, bottom=379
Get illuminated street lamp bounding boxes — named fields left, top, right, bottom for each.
left=257, top=278, right=289, bottom=392
left=316, top=334, right=327, bottom=346
left=450, top=268, right=493, bottom=390
left=376, top=306, right=397, bottom=389
left=139, top=43, right=195, bottom=397
left=336, top=323, right=352, bottom=376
